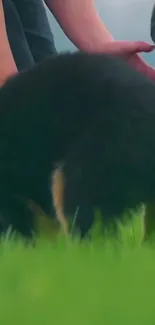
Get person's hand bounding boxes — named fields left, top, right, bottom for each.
left=101, top=41, right=155, bottom=81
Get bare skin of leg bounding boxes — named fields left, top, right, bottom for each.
left=0, top=0, right=17, bottom=86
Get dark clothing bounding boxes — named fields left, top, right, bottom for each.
left=151, top=4, right=155, bottom=43
left=3, top=0, right=57, bottom=71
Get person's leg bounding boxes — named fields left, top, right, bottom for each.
left=3, top=0, right=34, bottom=70
left=12, top=0, right=57, bottom=63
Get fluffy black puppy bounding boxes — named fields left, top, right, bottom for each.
left=0, top=52, right=155, bottom=239
left=51, top=54, right=155, bottom=239
left=0, top=51, right=102, bottom=237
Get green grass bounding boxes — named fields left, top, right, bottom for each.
left=0, top=213, right=155, bottom=324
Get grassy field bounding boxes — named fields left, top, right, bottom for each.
left=0, top=213, right=155, bottom=325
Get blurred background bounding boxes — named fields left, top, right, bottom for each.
left=46, top=0, right=155, bottom=66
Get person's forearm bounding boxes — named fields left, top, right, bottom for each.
left=0, top=0, right=17, bottom=85
left=45, top=0, right=114, bottom=52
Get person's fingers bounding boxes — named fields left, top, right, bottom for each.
left=101, top=41, right=155, bottom=55
left=120, top=41, right=155, bottom=53
left=100, top=40, right=155, bottom=81
left=129, top=41, right=155, bottom=53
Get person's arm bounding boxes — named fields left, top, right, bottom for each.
left=0, top=0, right=17, bottom=85
left=45, top=0, right=114, bottom=52
left=45, top=0, right=155, bottom=81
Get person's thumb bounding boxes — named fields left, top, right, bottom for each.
left=116, top=41, right=155, bottom=54
left=101, top=41, right=155, bottom=55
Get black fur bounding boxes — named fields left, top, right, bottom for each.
left=0, top=51, right=155, bottom=238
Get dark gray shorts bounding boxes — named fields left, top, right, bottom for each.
left=151, top=4, right=155, bottom=43
left=3, top=0, right=57, bottom=70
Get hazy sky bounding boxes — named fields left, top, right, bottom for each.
left=46, top=0, right=155, bottom=65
